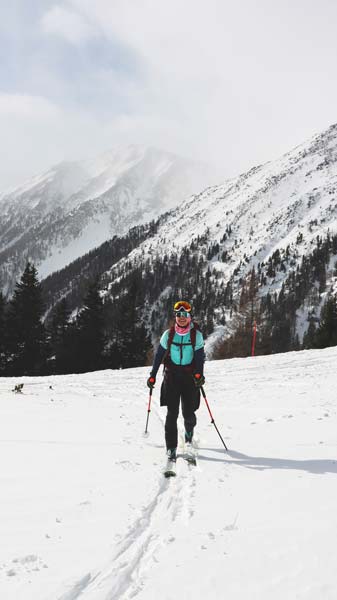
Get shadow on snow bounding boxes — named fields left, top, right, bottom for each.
left=199, top=448, right=337, bottom=475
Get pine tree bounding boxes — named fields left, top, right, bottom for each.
left=205, top=308, right=215, bottom=336
left=314, top=296, right=337, bottom=348
left=5, top=263, right=47, bottom=375
left=109, top=278, right=152, bottom=368
left=0, top=292, right=6, bottom=374
left=302, top=319, right=317, bottom=349
left=49, top=298, right=71, bottom=374
left=76, top=280, right=106, bottom=372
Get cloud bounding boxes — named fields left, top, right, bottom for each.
left=1, top=0, right=337, bottom=189
left=60, top=0, right=337, bottom=164
left=41, top=4, right=97, bottom=45
left=0, top=92, right=60, bottom=119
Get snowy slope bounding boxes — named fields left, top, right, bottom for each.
left=0, top=146, right=217, bottom=295
left=106, top=124, right=337, bottom=283
left=85, top=122, right=337, bottom=346
left=0, top=348, right=337, bottom=600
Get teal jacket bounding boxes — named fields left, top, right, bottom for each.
left=151, top=323, right=205, bottom=375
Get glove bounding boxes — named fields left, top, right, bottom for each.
left=147, top=375, right=156, bottom=389
left=193, top=373, right=205, bottom=388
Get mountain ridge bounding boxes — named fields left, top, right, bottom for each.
left=3, top=123, right=337, bottom=358
left=38, top=122, right=337, bottom=355
left=0, top=145, right=217, bottom=295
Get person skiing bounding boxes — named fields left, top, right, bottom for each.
left=147, top=300, right=205, bottom=462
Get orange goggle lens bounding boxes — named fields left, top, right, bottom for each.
left=173, top=300, right=192, bottom=312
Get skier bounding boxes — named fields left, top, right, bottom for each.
left=147, top=300, right=205, bottom=463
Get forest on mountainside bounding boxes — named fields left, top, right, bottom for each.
left=214, top=233, right=337, bottom=358
left=1, top=230, right=337, bottom=376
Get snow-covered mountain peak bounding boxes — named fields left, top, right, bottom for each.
left=99, top=122, right=337, bottom=324
left=0, top=145, right=218, bottom=294
left=82, top=144, right=149, bottom=179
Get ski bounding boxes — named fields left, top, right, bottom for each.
left=163, top=459, right=177, bottom=478
left=162, top=444, right=197, bottom=476
left=184, top=442, right=197, bottom=466
left=184, top=454, right=197, bottom=466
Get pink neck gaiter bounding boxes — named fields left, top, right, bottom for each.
left=175, top=318, right=192, bottom=336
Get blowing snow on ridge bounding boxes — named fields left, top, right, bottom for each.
left=86, top=122, right=337, bottom=349
left=23, top=122, right=337, bottom=357
left=114, top=123, right=337, bottom=273
left=0, top=145, right=217, bottom=295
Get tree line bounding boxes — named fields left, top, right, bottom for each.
left=214, top=233, right=337, bottom=358
left=2, top=227, right=337, bottom=377
left=0, top=263, right=151, bottom=376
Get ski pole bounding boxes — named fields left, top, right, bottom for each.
left=144, top=388, right=153, bottom=435
left=201, top=386, right=228, bottom=451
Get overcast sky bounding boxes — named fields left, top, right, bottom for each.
left=1, top=0, right=337, bottom=189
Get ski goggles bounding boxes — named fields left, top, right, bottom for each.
left=173, top=300, right=192, bottom=313
left=174, top=310, right=191, bottom=318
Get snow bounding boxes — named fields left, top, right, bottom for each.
left=95, top=124, right=337, bottom=345
left=0, top=145, right=217, bottom=294
left=38, top=215, right=113, bottom=279
left=1, top=347, right=337, bottom=599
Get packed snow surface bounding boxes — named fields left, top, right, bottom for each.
left=0, top=347, right=337, bottom=600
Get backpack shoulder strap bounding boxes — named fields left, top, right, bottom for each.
left=190, top=321, right=201, bottom=350
left=167, top=325, right=175, bottom=352
left=163, top=325, right=176, bottom=368
left=190, top=325, right=196, bottom=349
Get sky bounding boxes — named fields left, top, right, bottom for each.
left=1, top=0, right=337, bottom=189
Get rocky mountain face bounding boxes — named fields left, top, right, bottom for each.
left=4, top=123, right=337, bottom=358
left=115, top=122, right=337, bottom=277
left=98, top=123, right=337, bottom=345
left=0, top=146, right=216, bottom=296
left=39, top=123, right=337, bottom=356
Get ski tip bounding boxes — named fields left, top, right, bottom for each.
left=164, top=470, right=177, bottom=478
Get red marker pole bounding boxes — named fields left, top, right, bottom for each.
left=251, top=320, right=257, bottom=357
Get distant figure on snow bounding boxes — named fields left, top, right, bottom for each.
left=147, top=300, right=205, bottom=462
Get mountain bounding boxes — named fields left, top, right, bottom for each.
left=1, top=348, right=336, bottom=599
left=39, top=122, right=337, bottom=357
left=106, top=122, right=337, bottom=280
left=0, top=146, right=217, bottom=296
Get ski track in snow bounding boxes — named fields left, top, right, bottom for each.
left=58, top=462, right=197, bottom=600
left=2, top=350, right=337, bottom=600
left=56, top=389, right=198, bottom=600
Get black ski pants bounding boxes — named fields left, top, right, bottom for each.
left=160, top=368, right=200, bottom=450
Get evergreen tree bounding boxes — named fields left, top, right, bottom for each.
left=302, top=319, right=317, bottom=349
left=76, top=281, right=106, bottom=373
left=0, top=292, right=6, bottom=374
left=257, top=319, right=273, bottom=355
left=271, top=320, right=292, bottom=354
left=5, top=263, right=47, bottom=375
left=205, top=308, right=215, bottom=336
left=109, top=278, right=152, bottom=368
left=314, top=296, right=337, bottom=348
left=61, top=321, right=82, bottom=374
left=48, top=298, right=71, bottom=374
